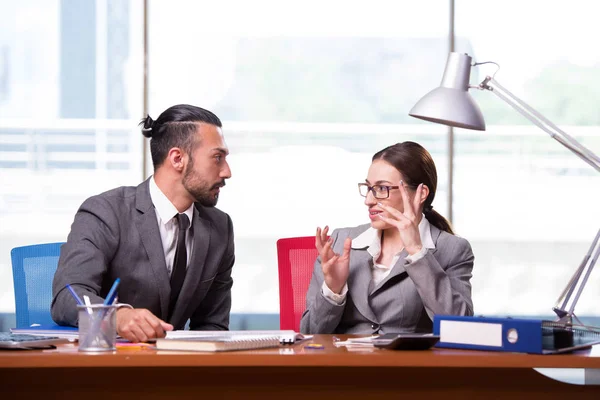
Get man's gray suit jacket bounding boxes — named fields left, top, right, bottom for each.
left=51, top=178, right=235, bottom=331
left=300, top=223, right=474, bottom=334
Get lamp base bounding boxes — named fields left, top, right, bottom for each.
left=542, top=318, right=600, bottom=352
left=552, top=307, right=587, bottom=328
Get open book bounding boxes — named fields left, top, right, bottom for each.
left=156, top=335, right=281, bottom=352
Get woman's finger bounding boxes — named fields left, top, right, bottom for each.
left=320, top=236, right=337, bottom=261
left=322, top=254, right=340, bottom=270
left=321, top=225, right=330, bottom=243
left=377, top=202, right=410, bottom=222
left=377, top=213, right=400, bottom=228
left=398, top=180, right=416, bottom=219
left=340, top=237, right=352, bottom=260
left=315, top=227, right=324, bottom=251
left=413, top=183, right=424, bottom=214
left=378, top=213, right=414, bottom=232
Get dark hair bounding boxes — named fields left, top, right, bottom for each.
left=372, top=141, right=454, bottom=234
left=139, top=104, right=222, bottom=169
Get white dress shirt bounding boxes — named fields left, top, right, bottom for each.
left=322, top=216, right=436, bottom=305
left=149, top=176, right=194, bottom=276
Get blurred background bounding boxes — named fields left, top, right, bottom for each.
left=1, top=0, right=599, bottom=329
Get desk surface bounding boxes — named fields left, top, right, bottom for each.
left=1, top=334, right=600, bottom=369
left=1, top=335, right=600, bottom=399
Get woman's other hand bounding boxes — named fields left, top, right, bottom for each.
left=315, top=226, right=352, bottom=294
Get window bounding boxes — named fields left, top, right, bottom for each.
left=148, top=0, right=448, bottom=315
left=3, top=0, right=597, bottom=326
left=455, top=0, right=600, bottom=318
left=0, top=0, right=144, bottom=313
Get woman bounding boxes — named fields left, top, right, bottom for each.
left=300, top=141, right=474, bottom=334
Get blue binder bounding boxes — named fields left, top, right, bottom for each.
left=433, top=315, right=600, bottom=354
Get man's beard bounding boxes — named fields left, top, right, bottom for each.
left=182, top=160, right=225, bottom=207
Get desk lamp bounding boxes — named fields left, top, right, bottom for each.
left=409, top=52, right=600, bottom=330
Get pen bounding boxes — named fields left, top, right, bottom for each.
left=104, top=278, right=121, bottom=306
left=82, top=294, right=113, bottom=347
left=67, top=285, right=105, bottom=348
left=83, top=279, right=119, bottom=350
left=66, top=284, right=84, bottom=306
left=83, top=295, right=94, bottom=315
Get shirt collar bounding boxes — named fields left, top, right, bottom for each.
left=352, top=215, right=435, bottom=256
left=149, top=176, right=194, bottom=225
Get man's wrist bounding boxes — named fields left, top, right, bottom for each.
left=115, top=303, right=134, bottom=311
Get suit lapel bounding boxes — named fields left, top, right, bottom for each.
left=370, top=249, right=408, bottom=295
left=134, top=179, right=171, bottom=318
left=429, top=224, right=441, bottom=253
left=369, top=224, right=442, bottom=295
left=169, top=204, right=211, bottom=325
left=347, top=249, right=379, bottom=323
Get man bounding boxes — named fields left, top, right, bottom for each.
left=51, top=104, right=234, bottom=343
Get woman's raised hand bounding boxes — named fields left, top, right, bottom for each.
left=315, top=226, right=352, bottom=294
left=376, top=181, right=424, bottom=255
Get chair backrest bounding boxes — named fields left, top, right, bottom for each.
left=276, top=236, right=318, bottom=332
left=11, top=242, right=64, bottom=328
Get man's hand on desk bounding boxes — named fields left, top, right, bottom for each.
left=116, top=308, right=174, bottom=343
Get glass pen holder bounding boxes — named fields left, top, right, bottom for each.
left=77, top=304, right=117, bottom=352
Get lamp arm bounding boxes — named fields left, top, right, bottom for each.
left=568, top=233, right=600, bottom=316
left=479, top=76, right=600, bottom=323
left=554, top=228, right=600, bottom=317
left=480, top=77, right=600, bottom=173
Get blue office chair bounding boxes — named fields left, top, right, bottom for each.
left=11, top=242, right=64, bottom=328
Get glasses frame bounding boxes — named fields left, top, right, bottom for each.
left=357, top=183, right=400, bottom=199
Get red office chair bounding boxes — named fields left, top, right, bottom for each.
left=276, top=236, right=319, bottom=332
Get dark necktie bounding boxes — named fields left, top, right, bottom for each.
left=168, top=213, right=190, bottom=320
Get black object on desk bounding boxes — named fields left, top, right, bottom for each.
left=373, top=333, right=440, bottom=350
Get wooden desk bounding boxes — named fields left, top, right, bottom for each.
left=1, top=334, right=599, bottom=399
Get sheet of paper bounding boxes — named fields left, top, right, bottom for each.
left=333, top=335, right=379, bottom=347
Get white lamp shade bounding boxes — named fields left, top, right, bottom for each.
left=409, top=52, right=486, bottom=131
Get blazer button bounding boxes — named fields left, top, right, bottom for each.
left=371, top=323, right=379, bottom=330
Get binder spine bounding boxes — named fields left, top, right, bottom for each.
left=433, top=316, right=544, bottom=354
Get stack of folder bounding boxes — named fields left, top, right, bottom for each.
left=433, top=315, right=600, bottom=354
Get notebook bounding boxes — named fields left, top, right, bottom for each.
left=164, top=330, right=310, bottom=344
left=155, top=335, right=281, bottom=352
left=10, top=325, right=79, bottom=341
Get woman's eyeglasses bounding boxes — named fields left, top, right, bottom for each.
left=357, top=183, right=400, bottom=199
